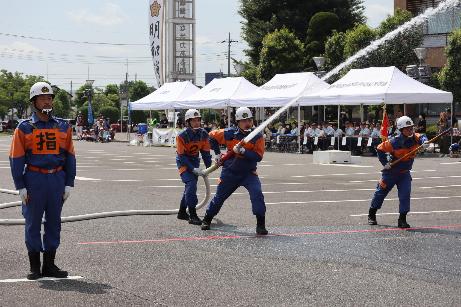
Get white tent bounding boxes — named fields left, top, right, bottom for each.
left=130, top=81, right=199, bottom=110
left=177, top=77, right=258, bottom=109
left=235, top=72, right=329, bottom=107
left=298, top=66, right=453, bottom=105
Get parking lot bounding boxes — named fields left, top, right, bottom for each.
left=0, top=135, right=460, bottom=306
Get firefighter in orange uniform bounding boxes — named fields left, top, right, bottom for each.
left=201, top=107, right=268, bottom=235
left=175, top=109, right=212, bottom=225
left=9, top=82, right=76, bottom=279
left=368, top=116, right=429, bottom=228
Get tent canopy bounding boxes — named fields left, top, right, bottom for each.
left=130, top=81, right=199, bottom=110
left=299, top=66, right=453, bottom=106
left=235, top=72, right=329, bottom=107
left=178, top=77, right=258, bottom=109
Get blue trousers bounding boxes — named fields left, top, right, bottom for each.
left=206, top=170, right=266, bottom=217
left=370, top=171, right=412, bottom=214
left=180, top=172, right=198, bottom=210
left=22, top=170, right=65, bottom=252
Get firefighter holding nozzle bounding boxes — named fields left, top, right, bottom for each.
left=175, top=109, right=212, bottom=225
left=201, top=107, right=268, bottom=235
left=368, top=116, right=429, bottom=228
left=9, top=82, right=76, bottom=280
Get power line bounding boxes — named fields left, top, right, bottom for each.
left=0, top=32, right=148, bottom=46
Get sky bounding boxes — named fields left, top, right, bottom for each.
left=0, top=0, right=393, bottom=92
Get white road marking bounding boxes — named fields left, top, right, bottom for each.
left=160, top=168, right=177, bottom=170
left=110, top=159, right=126, bottom=161
left=133, top=153, right=151, bottom=155
left=350, top=209, right=461, bottom=217
left=110, top=179, right=143, bottom=182
left=143, top=161, right=159, bottom=163
left=0, top=166, right=10, bottom=169
left=75, top=176, right=101, bottom=181
left=420, top=184, right=461, bottom=189
left=440, top=162, right=461, bottom=165
left=123, top=162, right=136, bottom=164
left=266, top=195, right=461, bottom=205
left=319, top=164, right=373, bottom=168
left=115, top=156, right=134, bottom=158
left=111, top=169, right=145, bottom=171
left=0, top=276, right=83, bottom=283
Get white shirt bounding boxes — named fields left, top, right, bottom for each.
left=370, top=128, right=380, bottom=138
left=345, top=127, right=355, bottom=136
left=359, top=128, right=371, bottom=137
left=324, top=126, right=335, bottom=136
left=334, top=128, right=344, bottom=137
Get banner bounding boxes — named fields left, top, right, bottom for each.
left=152, top=128, right=180, bottom=147
left=149, top=0, right=164, bottom=88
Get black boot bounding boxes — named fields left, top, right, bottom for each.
left=398, top=213, right=410, bottom=228
left=42, top=250, right=68, bottom=278
left=188, top=207, right=202, bottom=225
left=256, top=215, right=268, bottom=235
left=368, top=208, right=378, bottom=225
left=201, top=214, right=213, bottom=230
left=27, top=252, right=41, bottom=280
left=177, top=206, right=189, bottom=220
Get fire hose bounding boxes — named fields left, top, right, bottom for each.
left=389, top=128, right=453, bottom=167
left=0, top=176, right=213, bottom=225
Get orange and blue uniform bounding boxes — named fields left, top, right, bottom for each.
left=9, top=113, right=76, bottom=252
left=370, top=133, right=427, bottom=214
left=176, top=128, right=212, bottom=210
left=206, top=127, right=266, bottom=217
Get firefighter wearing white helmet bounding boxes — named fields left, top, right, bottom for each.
left=367, top=115, right=428, bottom=229
left=175, top=109, right=211, bottom=224
left=10, top=81, right=76, bottom=279
left=201, top=106, right=268, bottom=235
left=29, top=82, right=55, bottom=115
left=396, top=116, right=414, bottom=131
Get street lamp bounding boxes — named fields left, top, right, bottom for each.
left=406, top=48, right=431, bottom=83
left=313, top=56, right=326, bottom=78
left=313, top=56, right=326, bottom=122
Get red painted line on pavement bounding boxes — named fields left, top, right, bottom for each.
left=77, top=224, right=461, bottom=246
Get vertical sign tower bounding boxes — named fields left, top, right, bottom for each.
left=166, top=0, right=196, bottom=84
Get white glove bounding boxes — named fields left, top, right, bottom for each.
left=192, top=168, right=204, bottom=177
left=19, top=188, right=28, bottom=204
left=422, top=141, right=430, bottom=150
left=63, top=186, right=71, bottom=203
left=383, top=163, right=392, bottom=170
left=233, top=144, right=245, bottom=155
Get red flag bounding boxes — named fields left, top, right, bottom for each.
left=380, top=108, right=389, bottom=141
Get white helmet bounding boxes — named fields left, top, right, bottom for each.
left=185, top=109, right=201, bottom=121
left=235, top=107, right=253, bottom=121
left=396, top=116, right=414, bottom=130
left=30, top=82, right=54, bottom=101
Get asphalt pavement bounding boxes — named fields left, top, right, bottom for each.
left=0, top=135, right=460, bottom=306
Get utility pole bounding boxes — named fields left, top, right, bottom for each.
left=220, top=32, right=238, bottom=77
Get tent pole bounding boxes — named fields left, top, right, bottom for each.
left=227, top=106, right=231, bottom=128
left=324, top=105, right=326, bottom=122
left=404, top=104, right=406, bottom=116
left=337, top=105, right=340, bottom=151
left=297, top=104, right=301, bottom=153
left=451, top=100, right=454, bottom=145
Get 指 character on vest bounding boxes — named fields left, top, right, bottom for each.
left=368, top=116, right=429, bottom=228
left=175, top=109, right=212, bottom=225
left=9, top=82, right=76, bottom=280
left=201, top=107, right=268, bottom=235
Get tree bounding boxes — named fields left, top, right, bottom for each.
left=257, top=28, right=305, bottom=84
left=324, top=31, right=347, bottom=70
left=304, top=12, right=340, bottom=69
left=128, top=80, right=151, bottom=101
left=239, top=0, right=365, bottom=65
left=52, top=89, right=72, bottom=118
left=324, top=9, right=423, bottom=75
left=98, top=106, right=120, bottom=123
left=343, top=24, right=376, bottom=58
left=439, top=28, right=461, bottom=108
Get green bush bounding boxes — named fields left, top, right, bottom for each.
left=425, top=124, right=438, bottom=139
